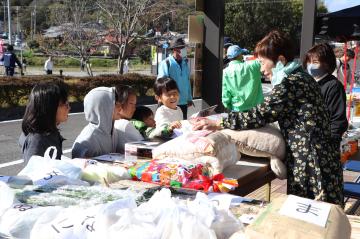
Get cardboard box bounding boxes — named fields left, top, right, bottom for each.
left=125, top=141, right=161, bottom=160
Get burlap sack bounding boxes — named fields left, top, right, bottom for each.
left=245, top=195, right=351, bottom=239
left=221, top=124, right=287, bottom=179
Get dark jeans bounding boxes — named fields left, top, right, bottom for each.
left=178, top=104, right=188, bottom=120
left=46, top=70, right=53, bottom=75
left=5, top=67, right=14, bottom=76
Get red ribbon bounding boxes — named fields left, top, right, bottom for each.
left=184, top=174, right=225, bottom=192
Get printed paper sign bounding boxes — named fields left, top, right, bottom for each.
left=279, top=195, right=331, bottom=227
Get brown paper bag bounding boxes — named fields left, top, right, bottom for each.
left=245, top=195, right=351, bottom=239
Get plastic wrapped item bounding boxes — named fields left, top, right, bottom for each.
left=18, top=147, right=88, bottom=186
left=0, top=203, right=55, bottom=239
left=128, top=159, right=238, bottom=192
left=152, top=131, right=239, bottom=174
left=86, top=198, right=137, bottom=239
left=14, top=185, right=138, bottom=208
left=81, top=160, right=130, bottom=185
left=0, top=182, right=16, bottom=215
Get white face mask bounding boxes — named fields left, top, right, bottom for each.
left=180, top=48, right=187, bottom=59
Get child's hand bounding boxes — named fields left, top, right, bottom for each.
left=170, top=121, right=182, bottom=130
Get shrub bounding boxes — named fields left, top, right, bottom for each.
left=0, top=73, right=156, bottom=108
left=27, top=40, right=40, bottom=50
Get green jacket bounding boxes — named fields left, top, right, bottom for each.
left=130, top=120, right=172, bottom=139
left=222, top=60, right=264, bottom=112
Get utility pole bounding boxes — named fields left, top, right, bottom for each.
left=16, top=6, right=19, bottom=35
left=3, top=0, right=6, bottom=32
left=30, top=10, right=33, bottom=39
left=7, top=0, right=11, bottom=45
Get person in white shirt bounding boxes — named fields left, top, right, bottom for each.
left=154, top=77, right=182, bottom=135
left=44, top=56, right=53, bottom=75
left=123, top=58, right=129, bottom=74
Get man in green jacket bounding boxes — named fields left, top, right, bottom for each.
left=222, top=45, right=264, bottom=112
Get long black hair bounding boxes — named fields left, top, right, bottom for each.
left=22, top=81, right=69, bottom=135
left=154, top=77, right=179, bottom=96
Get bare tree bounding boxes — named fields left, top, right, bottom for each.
left=97, top=0, right=163, bottom=74
left=45, top=0, right=102, bottom=76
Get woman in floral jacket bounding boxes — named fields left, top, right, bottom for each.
left=193, top=30, right=343, bottom=206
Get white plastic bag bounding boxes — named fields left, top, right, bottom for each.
left=18, top=147, right=88, bottom=186
left=0, top=182, right=16, bottom=215
left=30, top=207, right=83, bottom=239
left=0, top=203, right=52, bottom=239
left=75, top=197, right=137, bottom=239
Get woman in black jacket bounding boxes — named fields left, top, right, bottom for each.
left=303, top=43, right=348, bottom=148
left=19, top=81, right=70, bottom=163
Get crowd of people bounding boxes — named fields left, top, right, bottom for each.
left=18, top=31, right=358, bottom=207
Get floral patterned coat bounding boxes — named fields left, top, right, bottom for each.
left=223, top=66, right=343, bottom=206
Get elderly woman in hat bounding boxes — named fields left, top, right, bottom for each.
left=157, top=37, right=193, bottom=119
left=222, top=44, right=264, bottom=112
left=194, top=30, right=344, bottom=206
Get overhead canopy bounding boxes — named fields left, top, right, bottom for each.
left=316, top=5, right=360, bottom=42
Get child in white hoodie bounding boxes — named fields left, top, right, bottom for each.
left=154, top=77, right=183, bottom=135
left=71, top=85, right=142, bottom=158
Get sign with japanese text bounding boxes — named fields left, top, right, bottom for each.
left=279, top=195, right=331, bottom=227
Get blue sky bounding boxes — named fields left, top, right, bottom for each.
left=324, top=0, right=359, bottom=12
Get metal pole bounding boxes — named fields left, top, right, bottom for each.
left=3, top=0, right=6, bottom=32
left=7, top=0, right=11, bottom=45
left=30, top=11, right=33, bottom=39
left=16, top=6, right=19, bottom=34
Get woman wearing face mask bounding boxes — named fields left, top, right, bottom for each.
left=193, top=31, right=343, bottom=206
left=304, top=43, right=348, bottom=149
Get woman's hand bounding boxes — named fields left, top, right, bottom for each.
left=170, top=121, right=182, bottom=130
left=191, top=118, right=222, bottom=131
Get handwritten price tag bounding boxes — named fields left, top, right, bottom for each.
left=33, top=168, right=65, bottom=186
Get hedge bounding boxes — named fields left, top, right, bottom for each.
left=0, top=73, right=156, bottom=108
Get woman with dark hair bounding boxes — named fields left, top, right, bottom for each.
left=19, top=81, right=70, bottom=163
left=303, top=43, right=348, bottom=148
left=193, top=31, right=343, bottom=206
left=72, top=85, right=142, bottom=158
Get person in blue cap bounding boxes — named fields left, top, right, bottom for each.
left=222, top=45, right=264, bottom=112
